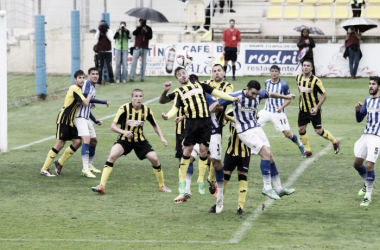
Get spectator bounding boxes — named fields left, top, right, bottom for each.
left=205, top=0, right=217, bottom=30
left=129, top=19, right=152, bottom=83
left=297, top=28, right=316, bottom=76
left=222, top=19, right=241, bottom=81
left=94, top=20, right=115, bottom=84
left=345, top=27, right=362, bottom=79
left=351, top=0, right=366, bottom=17
left=219, top=0, right=235, bottom=13
left=114, top=21, right=131, bottom=83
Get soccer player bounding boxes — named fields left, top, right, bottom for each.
left=162, top=67, right=239, bottom=213
left=159, top=75, right=204, bottom=195
left=91, top=89, right=171, bottom=194
left=218, top=80, right=296, bottom=200
left=203, top=64, right=234, bottom=195
left=54, top=67, right=109, bottom=178
left=352, top=76, right=380, bottom=207
left=209, top=108, right=251, bottom=217
left=40, top=70, right=92, bottom=177
left=258, top=65, right=305, bottom=155
left=296, top=60, right=340, bottom=158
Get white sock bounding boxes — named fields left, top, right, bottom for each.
left=185, top=173, right=192, bottom=194
left=271, top=175, right=282, bottom=192
left=263, top=175, right=272, bottom=190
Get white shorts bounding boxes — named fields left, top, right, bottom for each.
left=258, top=109, right=290, bottom=132
left=191, top=143, right=200, bottom=159
left=209, top=133, right=222, bottom=160
left=354, top=134, right=380, bottom=163
left=238, top=127, right=270, bottom=155
left=75, top=117, right=96, bottom=138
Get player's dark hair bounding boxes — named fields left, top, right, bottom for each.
left=74, top=70, right=85, bottom=79
left=131, top=89, right=143, bottom=96
left=247, top=80, right=261, bottom=90
left=212, top=64, right=224, bottom=72
left=229, top=19, right=235, bottom=23
left=270, top=65, right=280, bottom=71
left=302, top=59, right=313, bottom=67
left=370, top=76, right=380, bottom=85
left=88, top=67, right=98, bottom=75
left=189, top=74, right=199, bottom=84
left=174, top=67, right=185, bottom=79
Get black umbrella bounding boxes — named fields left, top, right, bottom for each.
left=341, top=17, right=377, bottom=33
left=126, top=7, right=169, bottom=23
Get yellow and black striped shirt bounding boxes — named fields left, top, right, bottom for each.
left=172, top=82, right=215, bottom=119
left=56, top=84, right=86, bottom=127
left=114, top=103, right=156, bottom=142
left=168, top=89, right=185, bottom=135
left=225, top=109, right=250, bottom=157
left=204, top=79, right=234, bottom=128
left=296, top=74, right=325, bottom=112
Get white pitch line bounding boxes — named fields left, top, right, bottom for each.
left=229, top=138, right=343, bottom=244
left=8, top=97, right=160, bottom=151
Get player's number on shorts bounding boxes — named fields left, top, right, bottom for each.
left=279, top=118, right=287, bottom=125
left=375, top=147, right=379, bottom=155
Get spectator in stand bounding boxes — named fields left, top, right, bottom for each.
left=297, top=28, right=316, bottom=76
left=222, top=19, right=241, bottom=81
left=345, top=27, right=362, bottom=79
left=129, top=19, right=152, bottom=83
left=219, top=0, right=235, bottom=13
left=94, top=20, right=115, bottom=84
left=351, top=0, right=366, bottom=17
left=114, top=21, right=131, bottom=83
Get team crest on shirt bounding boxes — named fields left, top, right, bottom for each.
left=241, top=106, right=256, bottom=112
left=127, top=120, right=144, bottom=127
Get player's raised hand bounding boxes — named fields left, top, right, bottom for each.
left=355, top=102, right=363, bottom=111
left=163, top=81, right=172, bottom=91
left=162, top=113, right=169, bottom=120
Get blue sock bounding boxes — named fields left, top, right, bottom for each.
left=260, top=160, right=271, bottom=176
left=81, top=143, right=90, bottom=156
left=291, top=134, right=298, bottom=143
left=215, top=168, right=224, bottom=184
left=89, top=146, right=95, bottom=158
left=186, top=162, right=194, bottom=175
left=357, top=165, right=367, bottom=178
left=270, top=162, right=279, bottom=177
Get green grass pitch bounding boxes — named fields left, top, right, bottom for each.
left=1, top=74, right=379, bottom=249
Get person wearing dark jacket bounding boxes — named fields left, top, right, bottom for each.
left=94, top=20, right=115, bottom=84
left=297, top=28, right=316, bottom=76
left=129, top=19, right=152, bottom=82
left=345, top=27, right=361, bottom=79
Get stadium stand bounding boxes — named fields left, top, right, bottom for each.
left=335, top=0, right=351, bottom=4
left=303, top=0, right=318, bottom=4
left=284, top=6, right=299, bottom=19
left=319, top=0, right=335, bottom=4
left=367, top=0, right=380, bottom=3
left=365, top=6, right=380, bottom=19
left=286, top=0, right=302, bottom=4
left=316, top=6, right=332, bottom=19
left=300, top=6, right=316, bottom=19
left=270, top=0, right=286, bottom=4
left=267, top=6, right=283, bottom=19
left=334, top=6, right=350, bottom=19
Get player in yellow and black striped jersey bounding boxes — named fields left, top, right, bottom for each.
left=91, top=89, right=172, bottom=195
left=203, top=64, right=234, bottom=193
left=40, top=70, right=92, bottom=177
left=221, top=109, right=251, bottom=216
left=162, top=67, right=239, bottom=204
left=296, top=60, right=339, bottom=158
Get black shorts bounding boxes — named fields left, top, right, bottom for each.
left=56, top=123, right=80, bottom=141
left=223, top=152, right=251, bottom=173
left=175, top=134, right=184, bottom=159
left=182, top=118, right=211, bottom=147
left=116, top=139, right=154, bottom=160
left=298, top=110, right=322, bottom=129
left=224, top=47, right=238, bottom=62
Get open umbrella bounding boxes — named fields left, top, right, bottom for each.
left=341, top=17, right=377, bottom=33
left=294, top=25, right=324, bottom=35
left=126, top=7, right=169, bottom=23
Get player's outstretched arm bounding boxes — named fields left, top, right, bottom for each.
left=153, top=123, right=168, bottom=147
left=355, top=101, right=366, bottom=123
left=159, top=81, right=172, bottom=104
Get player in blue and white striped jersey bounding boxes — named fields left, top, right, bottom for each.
left=258, top=65, right=305, bottom=155
left=218, top=80, right=296, bottom=200
left=54, top=67, right=109, bottom=178
left=352, top=76, right=380, bottom=207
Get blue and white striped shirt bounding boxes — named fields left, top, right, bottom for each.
left=205, top=93, right=220, bottom=134
left=357, top=96, right=380, bottom=137
left=76, top=80, right=95, bottom=120
left=219, top=89, right=268, bottom=134
left=263, top=78, right=290, bottom=113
